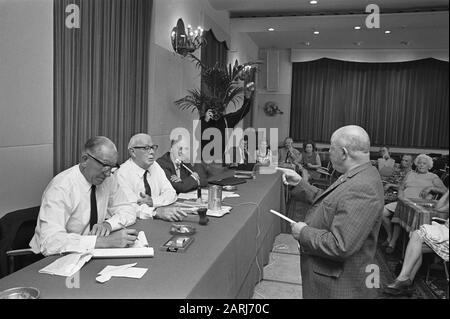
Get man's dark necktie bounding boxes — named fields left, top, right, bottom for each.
left=143, top=170, right=152, bottom=196
left=285, top=150, right=291, bottom=163
left=90, top=185, right=98, bottom=230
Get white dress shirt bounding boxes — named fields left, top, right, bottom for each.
left=29, top=165, right=136, bottom=256
left=115, top=159, right=177, bottom=219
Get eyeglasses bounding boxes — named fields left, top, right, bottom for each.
left=87, top=153, right=120, bottom=173
left=132, top=145, right=159, bottom=152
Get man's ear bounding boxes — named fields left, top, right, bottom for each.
left=80, top=153, right=88, bottom=167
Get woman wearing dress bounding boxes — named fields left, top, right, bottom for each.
left=255, top=140, right=272, bottom=166
left=382, top=154, right=447, bottom=254
left=300, top=140, right=322, bottom=180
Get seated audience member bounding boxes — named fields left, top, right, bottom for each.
left=255, top=139, right=272, bottom=166
left=383, top=154, right=414, bottom=191
left=231, top=136, right=249, bottom=165
left=382, top=154, right=447, bottom=254
left=157, top=136, right=208, bottom=193
left=278, top=137, right=302, bottom=171
left=116, top=133, right=184, bottom=222
left=378, top=146, right=396, bottom=177
left=382, top=191, right=449, bottom=296
left=29, top=136, right=138, bottom=256
left=300, top=140, right=322, bottom=180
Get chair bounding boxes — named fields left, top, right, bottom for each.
left=313, top=161, right=336, bottom=190
left=0, top=206, right=42, bottom=278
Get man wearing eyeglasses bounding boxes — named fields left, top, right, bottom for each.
left=116, top=133, right=182, bottom=221
left=156, top=135, right=208, bottom=193
left=30, top=136, right=138, bottom=256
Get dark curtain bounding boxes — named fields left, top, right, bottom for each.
left=200, top=29, right=228, bottom=69
left=54, top=0, right=152, bottom=174
left=290, top=58, right=449, bottom=149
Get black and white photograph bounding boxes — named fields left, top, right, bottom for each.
left=0, top=0, right=448, bottom=304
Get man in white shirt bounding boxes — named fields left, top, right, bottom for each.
left=116, top=133, right=184, bottom=221
left=30, top=136, right=138, bottom=256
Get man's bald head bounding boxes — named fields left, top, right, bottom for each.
left=331, top=125, right=370, bottom=156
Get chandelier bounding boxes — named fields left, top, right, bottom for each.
left=171, top=18, right=206, bottom=56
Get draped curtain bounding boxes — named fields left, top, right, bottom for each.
left=290, top=58, right=449, bottom=149
left=54, top=0, right=152, bottom=174
left=200, top=29, right=228, bottom=69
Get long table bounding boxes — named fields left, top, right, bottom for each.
left=0, top=172, right=283, bottom=298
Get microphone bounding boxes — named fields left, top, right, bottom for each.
left=175, top=159, right=194, bottom=175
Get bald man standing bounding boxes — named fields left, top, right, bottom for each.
left=116, top=133, right=184, bottom=222
left=280, top=125, right=384, bottom=299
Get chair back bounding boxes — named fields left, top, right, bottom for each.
left=0, top=206, right=40, bottom=278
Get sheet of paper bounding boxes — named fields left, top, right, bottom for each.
left=39, top=252, right=92, bottom=277
left=130, top=231, right=149, bottom=248
left=269, top=209, right=296, bottom=224
left=207, top=206, right=232, bottom=217
left=92, top=247, right=154, bottom=258
left=96, top=264, right=147, bottom=283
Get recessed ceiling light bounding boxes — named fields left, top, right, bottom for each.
left=354, top=26, right=361, bottom=30
left=385, top=30, right=391, bottom=34
left=268, top=28, right=274, bottom=31
left=302, top=41, right=311, bottom=46
left=309, top=0, right=318, bottom=4
left=353, top=41, right=363, bottom=46
left=313, top=30, right=320, bottom=35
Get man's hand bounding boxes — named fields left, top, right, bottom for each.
left=89, top=222, right=112, bottom=237
left=291, top=221, right=307, bottom=240
left=137, top=192, right=153, bottom=207
left=170, top=175, right=182, bottom=183
left=276, top=167, right=302, bottom=186
left=205, top=109, right=213, bottom=122
left=155, top=206, right=188, bottom=222
left=95, top=228, right=138, bottom=248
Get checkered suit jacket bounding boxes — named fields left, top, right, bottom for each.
left=291, top=162, right=384, bottom=299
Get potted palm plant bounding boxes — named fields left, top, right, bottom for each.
left=174, top=57, right=257, bottom=118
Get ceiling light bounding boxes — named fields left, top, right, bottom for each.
left=268, top=28, right=274, bottom=31
left=385, top=30, right=391, bottom=34
left=354, top=26, right=361, bottom=30
left=302, top=41, right=311, bottom=46
left=313, top=30, right=320, bottom=35
left=400, top=41, right=411, bottom=46
left=309, top=0, right=318, bottom=4
left=353, top=41, right=363, bottom=46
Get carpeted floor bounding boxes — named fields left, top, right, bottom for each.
left=257, top=197, right=448, bottom=299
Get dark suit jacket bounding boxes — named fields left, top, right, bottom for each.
left=156, top=152, right=208, bottom=194
left=291, top=162, right=384, bottom=299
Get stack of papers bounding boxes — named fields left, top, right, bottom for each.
left=39, top=252, right=92, bottom=277
left=96, top=263, right=148, bottom=283
left=177, top=189, right=239, bottom=200
left=92, top=231, right=154, bottom=258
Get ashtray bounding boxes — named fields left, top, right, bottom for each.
left=170, top=224, right=196, bottom=235
left=0, top=287, right=40, bottom=299
left=223, top=185, right=237, bottom=191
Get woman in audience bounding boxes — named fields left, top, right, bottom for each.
left=382, top=154, right=447, bottom=254
left=382, top=191, right=449, bottom=296
left=378, top=146, right=396, bottom=177
left=300, top=140, right=322, bottom=180
left=255, top=140, right=272, bottom=166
